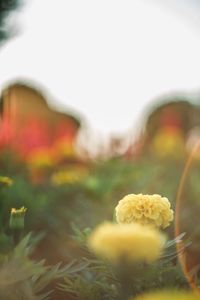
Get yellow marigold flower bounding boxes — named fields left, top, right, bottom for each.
left=87, top=222, right=165, bottom=263
left=115, top=194, right=174, bottom=229
left=132, top=290, right=199, bottom=300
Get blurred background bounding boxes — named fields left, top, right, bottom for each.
left=1, top=1, right=200, bottom=298
left=1, top=0, right=200, bottom=157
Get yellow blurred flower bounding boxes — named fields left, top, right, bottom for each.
left=0, top=176, right=13, bottom=187
left=132, top=290, right=199, bottom=300
left=51, top=167, right=88, bottom=185
left=151, top=128, right=185, bottom=159
left=27, top=148, right=53, bottom=168
left=52, top=140, right=75, bottom=162
left=115, top=194, right=174, bottom=229
left=87, top=222, right=165, bottom=263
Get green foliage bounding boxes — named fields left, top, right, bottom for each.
left=0, top=156, right=184, bottom=236
left=0, top=153, right=198, bottom=299
left=59, top=225, right=189, bottom=300
left=59, top=257, right=118, bottom=300
left=0, top=232, right=50, bottom=299
left=0, top=231, right=92, bottom=300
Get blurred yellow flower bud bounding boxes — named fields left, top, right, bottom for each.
left=88, top=222, right=166, bottom=263
left=132, top=290, right=199, bottom=300
left=9, top=206, right=27, bottom=230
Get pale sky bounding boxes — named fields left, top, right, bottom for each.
left=0, top=0, right=200, bottom=142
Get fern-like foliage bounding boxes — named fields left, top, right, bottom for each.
left=0, top=232, right=89, bottom=300
left=59, top=226, right=189, bottom=300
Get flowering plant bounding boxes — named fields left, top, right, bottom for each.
left=115, top=193, right=174, bottom=228
left=60, top=193, right=189, bottom=300
left=87, top=222, right=165, bottom=263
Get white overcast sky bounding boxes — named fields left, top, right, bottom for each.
left=0, top=0, right=200, bottom=139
